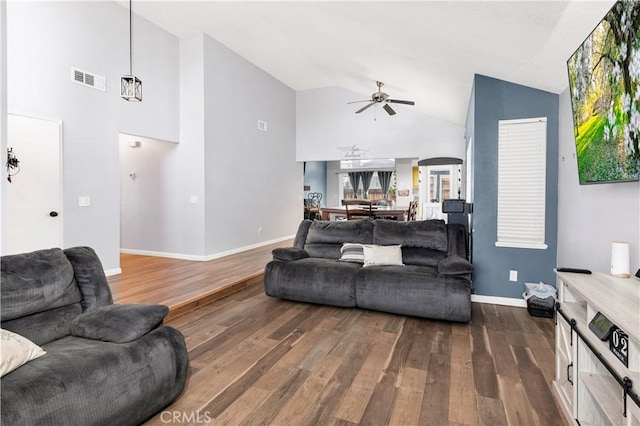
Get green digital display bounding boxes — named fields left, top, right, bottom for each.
left=588, top=312, right=614, bottom=341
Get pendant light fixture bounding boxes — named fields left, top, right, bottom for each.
left=120, top=0, right=142, bottom=101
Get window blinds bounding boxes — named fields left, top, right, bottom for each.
left=496, top=117, right=548, bottom=249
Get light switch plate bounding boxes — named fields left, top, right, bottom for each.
left=78, top=196, right=91, bottom=207
left=509, top=270, right=518, bottom=282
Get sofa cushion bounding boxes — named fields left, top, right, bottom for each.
left=438, top=255, right=473, bottom=276
left=373, top=220, right=448, bottom=252
left=1, top=303, right=82, bottom=346
left=401, top=247, right=447, bottom=267
left=306, top=219, right=374, bottom=245
left=355, top=265, right=471, bottom=322
left=0, top=329, right=46, bottom=377
left=71, top=304, right=169, bottom=343
left=273, top=247, right=309, bottom=262
left=293, top=220, right=314, bottom=249
left=362, top=245, right=404, bottom=267
left=339, top=243, right=365, bottom=264
left=305, top=220, right=374, bottom=259
left=264, top=258, right=359, bottom=307
left=1, top=328, right=188, bottom=426
left=1, top=248, right=81, bottom=321
left=303, top=243, right=342, bottom=260
left=63, top=247, right=114, bottom=311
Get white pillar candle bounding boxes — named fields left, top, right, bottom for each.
left=611, top=241, right=630, bottom=278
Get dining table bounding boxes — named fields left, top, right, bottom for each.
left=320, top=205, right=409, bottom=221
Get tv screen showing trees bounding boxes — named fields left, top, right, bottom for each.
left=567, top=1, right=640, bottom=184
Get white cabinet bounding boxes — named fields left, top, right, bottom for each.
left=554, top=272, right=640, bottom=425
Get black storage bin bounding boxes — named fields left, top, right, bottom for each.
left=527, top=295, right=555, bottom=318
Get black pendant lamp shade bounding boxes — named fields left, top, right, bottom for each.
left=121, top=0, right=142, bottom=101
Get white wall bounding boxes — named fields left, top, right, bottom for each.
left=1, top=1, right=6, bottom=254
left=117, top=35, right=213, bottom=260
left=119, top=134, right=180, bottom=253
left=6, top=2, right=180, bottom=270
left=557, top=88, right=640, bottom=273
left=202, top=35, right=300, bottom=255
left=173, top=35, right=206, bottom=257
left=326, top=161, right=341, bottom=207
left=297, top=87, right=465, bottom=162
left=118, top=32, right=300, bottom=260
left=395, top=158, right=415, bottom=207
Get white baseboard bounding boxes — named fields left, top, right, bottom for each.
left=201, top=235, right=295, bottom=261
left=104, top=268, right=122, bottom=277
left=119, top=248, right=207, bottom=261
left=120, top=235, right=295, bottom=262
left=471, top=294, right=527, bottom=308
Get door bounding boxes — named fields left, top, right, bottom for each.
left=419, top=165, right=457, bottom=220
left=4, top=114, right=62, bottom=255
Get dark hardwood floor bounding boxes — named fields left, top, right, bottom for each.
left=143, top=285, right=564, bottom=425
left=108, top=250, right=564, bottom=425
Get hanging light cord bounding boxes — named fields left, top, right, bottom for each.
left=129, top=0, right=133, bottom=75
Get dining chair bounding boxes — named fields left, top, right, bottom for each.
left=343, top=199, right=374, bottom=220
left=303, top=199, right=313, bottom=220
left=407, top=200, right=418, bottom=221
left=307, top=192, right=322, bottom=220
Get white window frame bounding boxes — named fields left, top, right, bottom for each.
left=495, top=117, right=548, bottom=250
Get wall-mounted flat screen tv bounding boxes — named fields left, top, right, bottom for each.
left=567, top=1, right=640, bottom=184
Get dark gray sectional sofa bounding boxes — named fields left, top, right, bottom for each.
left=1, top=247, right=188, bottom=425
left=264, top=219, right=473, bottom=322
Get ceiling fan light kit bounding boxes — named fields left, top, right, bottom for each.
left=348, top=81, right=414, bottom=116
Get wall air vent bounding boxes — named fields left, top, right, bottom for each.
left=70, top=67, right=106, bottom=92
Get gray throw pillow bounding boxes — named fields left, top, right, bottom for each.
left=71, top=304, right=168, bottom=343
left=338, top=243, right=365, bottom=264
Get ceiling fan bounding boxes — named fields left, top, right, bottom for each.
left=348, top=81, right=415, bottom=116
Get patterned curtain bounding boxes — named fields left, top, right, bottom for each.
left=359, top=171, right=374, bottom=199
left=378, top=171, right=393, bottom=197
left=348, top=172, right=360, bottom=198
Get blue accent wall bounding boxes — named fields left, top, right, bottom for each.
left=304, top=161, right=327, bottom=206
left=468, top=74, right=559, bottom=298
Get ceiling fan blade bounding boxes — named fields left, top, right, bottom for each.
left=347, top=100, right=373, bottom=104
left=388, top=99, right=415, bottom=105
left=356, top=102, right=375, bottom=114
left=383, top=104, right=396, bottom=116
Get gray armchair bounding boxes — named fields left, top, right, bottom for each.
left=1, top=247, right=188, bottom=425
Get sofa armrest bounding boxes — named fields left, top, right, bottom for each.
left=71, top=304, right=168, bottom=343
left=438, top=256, right=473, bottom=276
left=272, top=247, right=309, bottom=262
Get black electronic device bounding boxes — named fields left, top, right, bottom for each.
left=442, top=199, right=466, bottom=213
left=588, top=312, right=615, bottom=341
left=635, top=268, right=640, bottom=279
left=556, top=267, right=592, bottom=274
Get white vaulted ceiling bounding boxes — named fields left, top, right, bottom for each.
left=129, top=0, right=615, bottom=124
